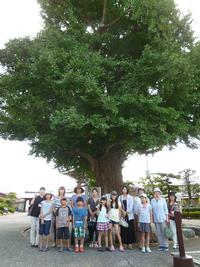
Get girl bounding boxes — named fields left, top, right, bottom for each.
left=120, top=186, right=135, bottom=249
left=168, top=192, right=178, bottom=249
left=97, top=196, right=109, bottom=252
left=39, top=191, right=54, bottom=252
left=53, top=186, right=66, bottom=247
left=138, top=193, right=152, bottom=253
left=88, top=188, right=100, bottom=248
left=108, top=191, right=124, bottom=252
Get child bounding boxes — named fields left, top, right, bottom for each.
left=39, top=191, right=54, bottom=252
left=72, top=197, right=88, bottom=253
left=108, top=191, right=124, bottom=252
left=55, top=197, right=72, bottom=252
left=138, top=193, right=152, bottom=253
left=96, top=196, right=109, bottom=252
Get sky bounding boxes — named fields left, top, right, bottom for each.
left=0, top=0, right=200, bottom=196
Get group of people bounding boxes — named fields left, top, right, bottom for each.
left=29, top=185, right=178, bottom=253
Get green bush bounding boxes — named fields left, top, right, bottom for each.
left=182, top=211, right=200, bottom=219
left=8, top=207, right=15, bottom=213
left=182, top=207, right=200, bottom=212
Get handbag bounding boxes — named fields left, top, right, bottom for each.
left=164, top=224, right=173, bottom=239
left=119, top=217, right=129, bottom=228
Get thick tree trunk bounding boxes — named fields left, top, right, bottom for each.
left=93, top=153, right=124, bottom=194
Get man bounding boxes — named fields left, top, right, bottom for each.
left=29, top=187, right=46, bottom=247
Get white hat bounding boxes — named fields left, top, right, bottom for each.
left=140, top=193, right=148, bottom=198
left=154, top=187, right=161, bottom=193
left=45, top=190, right=53, bottom=195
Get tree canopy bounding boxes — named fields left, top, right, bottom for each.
left=1, top=0, right=200, bottom=192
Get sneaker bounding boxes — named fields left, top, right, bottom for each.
left=162, top=247, right=169, bottom=252
left=51, top=242, right=56, bottom=248
left=105, top=247, right=110, bottom=251
left=74, top=246, right=79, bottom=253
left=98, top=247, right=103, bottom=252
left=31, top=244, right=35, bottom=248
left=58, top=247, right=63, bottom=252
left=94, top=243, right=98, bottom=248
left=89, top=243, right=93, bottom=248
left=43, top=247, right=49, bottom=252
left=79, top=247, right=84, bottom=253
left=146, top=247, right=151, bottom=253
left=110, top=246, right=115, bottom=252
left=158, top=247, right=163, bottom=251
left=65, top=247, right=73, bottom=252
left=39, top=246, right=43, bottom=252
left=141, top=247, right=146, bottom=253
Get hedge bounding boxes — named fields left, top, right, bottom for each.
left=182, top=211, right=200, bottom=219
left=182, top=207, right=200, bottom=212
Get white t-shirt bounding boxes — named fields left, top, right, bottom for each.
left=97, top=206, right=109, bottom=223
left=108, top=202, right=121, bottom=222
left=41, top=200, right=54, bottom=221
left=138, top=203, right=152, bottom=223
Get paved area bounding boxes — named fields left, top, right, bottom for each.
left=0, top=213, right=199, bottom=267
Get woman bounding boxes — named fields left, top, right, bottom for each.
left=108, top=191, right=124, bottom=252
left=87, top=188, right=100, bottom=248
left=151, top=188, right=169, bottom=252
left=120, top=186, right=135, bottom=249
left=71, top=185, right=87, bottom=208
left=168, top=192, right=178, bottom=249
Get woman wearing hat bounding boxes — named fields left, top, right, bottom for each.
left=168, top=192, right=178, bottom=249
left=151, top=188, right=169, bottom=252
left=120, top=186, right=135, bottom=249
left=71, top=185, right=87, bottom=208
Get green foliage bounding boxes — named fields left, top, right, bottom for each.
left=0, top=0, right=200, bottom=188
left=182, top=211, right=200, bottom=219
left=140, top=172, right=180, bottom=196
left=0, top=193, right=17, bottom=214
left=179, top=169, right=200, bottom=200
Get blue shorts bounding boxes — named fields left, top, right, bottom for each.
left=39, top=220, right=51, bottom=236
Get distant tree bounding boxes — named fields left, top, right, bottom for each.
left=141, top=172, right=180, bottom=197
left=1, top=0, right=200, bottom=192
left=179, top=169, right=200, bottom=200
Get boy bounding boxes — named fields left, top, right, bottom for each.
left=56, top=197, right=72, bottom=252
left=72, top=197, right=88, bottom=253
left=39, top=191, right=54, bottom=252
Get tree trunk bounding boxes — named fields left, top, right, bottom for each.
left=93, top=153, right=124, bottom=194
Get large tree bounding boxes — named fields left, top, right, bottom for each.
left=1, top=0, right=200, bottom=192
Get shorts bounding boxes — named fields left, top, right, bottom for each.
left=57, top=227, right=70, bottom=240
left=74, top=226, right=85, bottom=238
left=39, top=220, right=51, bottom=236
left=109, top=220, right=119, bottom=226
left=139, top=223, right=151, bottom=233
left=97, top=222, right=109, bottom=231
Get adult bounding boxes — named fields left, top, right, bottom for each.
left=87, top=188, right=100, bottom=248
left=71, top=185, right=87, bottom=208
left=168, top=192, right=178, bottom=249
left=120, top=186, right=135, bottom=249
left=151, top=188, right=169, bottom=252
left=52, top=186, right=66, bottom=247
left=29, top=187, right=46, bottom=247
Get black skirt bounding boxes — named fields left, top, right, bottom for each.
left=120, top=218, right=136, bottom=244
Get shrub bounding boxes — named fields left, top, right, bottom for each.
left=182, top=211, right=200, bottom=219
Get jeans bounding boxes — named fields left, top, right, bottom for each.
left=155, top=222, right=168, bottom=248
left=170, top=220, right=178, bottom=247
left=30, top=216, right=39, bottom=245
